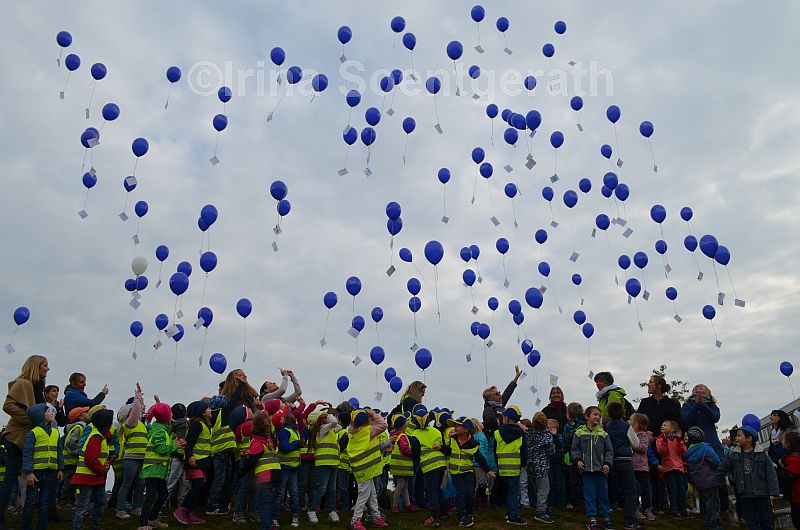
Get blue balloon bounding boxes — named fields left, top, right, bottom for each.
left=606, top=105, right=621, bottom=123
left=346, top=276, right=361, bottom=296
left=90, top=63, right=107, bottom=81
left=525, top=110, right=542, bottom=131
left=625, top=278, right=642, bottom=298
left=665, top=287, right=678, bottom=301
left=56, top=31, right=72, bottom=48
left=563, top=190, right=578, bottom=208
left=80, top=128, right=99, bottom=149
left=542, top=186, right=554, bottom=202
left=384, top=367, right=397, bottom=383
left=488, top=297, right=499, bottom=311
left=312, top=73, right=328, bottom=92
left=542, top=43, right=555, bottom=58
left=525, top=287, right=543, bottom=309
left=198, top=217, right=209, bottom=232
left=573, top=310, right=586, bottom=325
left=402, top=32, right=416, bottom=50
left=550, top=131, right=564, bottom=149
left=124, top=279, right=136, bottom=292
left=639, top=121, right=654, bottom=138
left=130, top=321, right=143, bottom=338
left=200, top=204, right=218, bottom=227
left=155, top=313, right=169, bottom=331
left=601, top=144, right=613, bottom=159
left=199, top=251, right=217, bottom=273
left=742, top=414, right=760, bottom=432
left=538, top=261, right=551, bottom=277
left=614, top=183, right=630, bottom=201
left=209, top=353, right=227, bottom=374
left=572, top=274, right=582, bottom=286
left=399, top=248, right=413, bottom=262
left=471, top=5, right=485, bottom=22
left=601, top=185, right=612, bottom=198
left=684, top=235, right=698, bottom=252
left=402, top=117, right=416, bottom=134
left=136, top=276, right=148, bottom=291
left=337, top=26, right=352, bottom=44
left=346, top=89, right=361, bottom=108
left=102, top=103, right=120, bottom=121
left=386, top=202, right=401, bottom=220
left=650, top=205, right=667, bottom=224
left=390, top=376, right=403, bottom=393
left=198, top=307, right=213, bottom=328
left=702, top=305, right=716, bottom=320
left=715, top=246, right=731, bottom=266
left=618, top=255, right=631, bottom=270
left=486, top=104, right=499, bottom=119
left=13, top=307, right=30, bottom=326
left=218, top=86, right=232, bottom=103
left=415, top=348, right=432, bottom=370
left=699, top=235, right=719, bottom=259
left=348, top=397, right=360, bottom=408
left=169, top=272, right=189, bottom=296
left=780, top=362, right=794, bottom=378
left=527, top=350, right=541, bottom=368
left=336, top=376, right=349, bottom=392
left=472, top=147, right=485, bottom=164
left=437, top=168, right=451, bottom=184
left=134, top=201, right=148, bottom=218
left=270, top=180, right=288, bottom=201
left=65, top=53, right=80, bottom=71
left=424, top=240, right=444, bottom=266
left=496, top=17, right=509, bottom=32
left=236, top=298, right=253, bottom=318
left=360, top=127, right=376, bottom=146
left=523, top=76, right=537, bottom=91
left=680, top=207, right=694, bottom=222
left=425, top=77, right=441, bottom=95
left=343, top=126, right=358, bottom=145
left=408, top=296, right=422, bottom=313
left=508, top=300, right=521, bottom=316
left=407, top=278, right=421, bottom=295
left=166, top=66, right=181, bottom=83
left=392, top=69, right=403, bottom=85
left=595, top=214, right=610, bottom=231
left=387, top=218, right=403, bottom=236
left=132, top=137, right=149, bottom=157
left=463, top=269, right=476, bottom=286
left=603, top=172, right=618, bottom=190
left=501, top=108, right=512, bottom=122
left=172, top=323, right=184, bottom=342
left=513, top=313, right=524, bottom=326
left=370, top=346, right=385, bottom=365
left=277, top=199, right=291, bottom=217
left=503, top=128, right=518, bottom=145
left=446, top=41, right=463, bottom=61
left=469, top=245, right=480, bottom=260
left=570, top=96, right=583, bottom=111
left=176, top=262, right=192, bottom=279
left=323, top=291, right=338, bottom=309
left=655, top=240, right=668, bottom=255
left=633, top=252, right=648, bottom=269
left=511, top=113, right=527, bottom=130
left=365, top=107, right=381, bottom=126
left=554, top=20, right=567, bottom=34
left=470, top=321, right=480, bottom=336
left=286, top=66, right=302, bottom=84
left=460, top=247, right=472, bottom=263
left=270, top=47, right=285, bottom=66
left=390, top=16, right=406, bottom=33
left=582, top=323, right=595, bottom=339
left=468, top=65, right=481, bottom=79
left=212, top=114, right=228, bottom=132
left=477, top=323, right=490, bottom=340
left=521, top=339, right=534, bottom=355
left=579, top=178, right=591, bottom=193
left=504, top=183, right=518, bottom=198
left=371, top=307, right=384, bottom=323
left=82, top=172, right=97, bottom=189
left=535, top=229, right=548, bottom=244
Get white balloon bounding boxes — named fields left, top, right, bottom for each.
left=131, top=256, right=148, bottom=277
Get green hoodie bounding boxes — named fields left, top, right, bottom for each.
left=140, top=421, right=177, bottom=480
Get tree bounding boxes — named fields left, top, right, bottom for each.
left=635, top=364, right=690, bottom=404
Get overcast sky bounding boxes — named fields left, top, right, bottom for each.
left=2, top=1, right=800, bottom=432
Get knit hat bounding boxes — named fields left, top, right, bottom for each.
left=148, top=402, right=172, bottom=424
left=687, top=426, right=705, bottom=445
left=351, top=409, right=369, bottom=428
left=741, top=425, right=759, bottom=440
left=503, top=405, right=522, bottom=422
left=264, top=399, right=282, bottom=415
left=68, top=406, right=90, bottom=423
left=447, top=416, right=475, bottom=433
left=87, top=405, right=106, bottom=420
left=392, top=413, right=408, bottom=430
left=91, top=409, right=114, bottom=433
left=186, top=400, right=209, bottom=419
left=209, top=395, right=227, bottom=411
left=117, top=404, right=133, bottom=423
left=171, top=403, right=187, bottom=420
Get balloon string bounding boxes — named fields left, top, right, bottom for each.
left=87, top=81, right=97, bottom=115
left=389, top=90, right=397, bottom=113
left=548, top=203, right=556, bottom=224
left=346, top=108, right=352, bottom=128
left=587, top=340, right=592, bottom=374
left=712, top=261, right=722, bottom=293
left=343, top=146, right=351, bottom=170
left=569, top=212, right=576, bottom=252
left=375, top=322, right=380, bottom=344
left=403, top=135, right=409, bottom=162
left=554, top=149, right=558, bottom=176
left=375, top=365, right=379, bottom=394
left=322, top=310, right=330, bottom=339
left=633, top=298, right=642, bottom=330
left=790, top=378, right=796, bottom=400
left=165, top=85, right=173, bottom=110
left=472, top=168, right=479, bottom=204
left=82, top=189, right=90, bottom=210
left=622, top=203, right=629, bottom=224
left=475, top=262, right=482, bottom=282
left=476, top=22, right=481, bottom=47
left=135, top=218, right=141, bottom=238
left=413, top=264, right=428, bottom=283
left=470, top=286, right=475, bottom=309
left=207, top=231, right=212, bottom=252
left=121, top=194, right=129, bottom=215
left=213, top=132, right=220, bottom=157
left=271, top=83, right=287, bottom=115
left=547, top=279, right=562, bottom=313
left=413, top=312, right=417, bottom=342
left=613, top=124, right=622, bottom=159
left=172, top=296, right=179, bottom=322
left=469, top=336, right=475, bottom=356
left=442, top=185, right=447, bottom=218
left=511, top=199, right=518, bottom=228
left=502, top=256, right=508, bottom=285
left=725, top=268, right=739, bottom=299
left=433, top=266, right=441, bottom=322
left=481, top=342, right=488, bottom=385
left=352, top=297, right=355, bottom=319
left=62, top=71, right=72, bottom=94
left=157, top=262, right=163, bottom=286
left=490, top=120, right=493, bottom=146
left=151, top=331, right=160, bottom=361
left=433, top=96, right=441, bottom=125
left=409, top=52, right=415, bottom=73
left=710, top=321, right=718, bottom=341
left=80, top=149, right=88, bottom=175
left=503, top=34, right=509, bottom=50
left=243, top=319, right=247, bottom=361
left=8, top=326, right=19, bottom=346
left=536, top=310, right=551, bottom=376
left=57, top=48, right=63, bottom=66
left=662, top=255, right=669, bottom=278
left=562, top=34, right=575, bottom=65
left=648, top=139, right=656, bottom=169
left=200, top=273, right=208, bottom=307
left=201, top=328, right=208, bottom=361
left=174, top=341, right=178, bottom=372
left=132, top=157, right=139, bottom=177
left=578, top=285, right=584, bottom=305
left=672, top=300, right=679, bottom=316
left=486, top=179, right=497, bottom=217
left=603, top=231, right=617, bottom=286
left=641, top=272, right=648, bottom=294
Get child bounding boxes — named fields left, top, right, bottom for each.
left=447, top=416, right=495, bottom=527
left=166, top=403, right=188, bottom=508
left=494, top=405, right=528, bottom=526
left=605, top=402, right=640, bottom=530
left=409, top=404, right=448, bottom=527
left=140, top=402, right=184, bottom=530
left=562, top=402, right=586, bottom=511
left=308, top=411, right=342, bottom=523
left=684, top=427, right=722, bottom=530
left=116, top=385, right=146, bottom=520
left=570, top=405, right=614, bottom=530
left=347, top=408, right=389, bottom=530
left=629, top=413, right=654, bottom=521
left=335, top=401, right=355, bottom=513
left=71, top=408, right=114, bottom=530
left=546, top=418, right=566, bottom=510
left=237, top=411, right=277, bottom=530
left=175, top=400, right=213, bottom=525
left=277, top=412, right=303, bottom=527
left=389, top=413, right=418, bottom=513
left=655, top=420, right=688, bottom=519
left=21, top=403, right=63, bottom=530
left=782, top=430, right=800, bottom=529
left=472, top=419, right=495, bottom=511
left=716, top=424, right=779, bottom=529
left=526, top=412, right=556, bottom=524
left=61, top=406, right=89, bottom=508
left=231, top=404, right=254, bottom=524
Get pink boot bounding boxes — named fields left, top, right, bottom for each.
left=371, top=517, right=389, bottom=528
left=187, top=511, right=206, bottom=525
left=173, top=508, right=190, bottom=526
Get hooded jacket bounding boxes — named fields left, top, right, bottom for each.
left=685, top=442, right=721, bottom=490
left=63, top=385, right=106, bottom=417
left=482, top=380, right=518, bottom=434
left=2, top=377, right=42, bottom=449
left=570, top=423, right=613, bottom=473
left=655, top=433, right=686, bottom=473
left=63, top=419, right=87, bottom=464
left=140, top=421, right=177, bottom=480
left=595, top=385, right=627, bottom=419
left=22, top=404, right=64, bottom=474
left=494, top=422, right=527, bottom=468
left=716, top=444, right=779, bottom=498
left=525, top=427, right=554, bottom=478
left=681, top=398, right=724, bottom=458
left=70, top=409, right=113, bottom=486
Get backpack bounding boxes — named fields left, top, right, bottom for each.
left=686, top=451, right=718, bottom=490
left=624, top=399, right=636, bottom=420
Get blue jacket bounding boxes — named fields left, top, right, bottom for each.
left=716, top=445, right=779, bottom=498
left=647, top=439, right=661, bottom=467
left=605, top=419, right=633, bottom=459
left=64, top=387, right=106, bottom=416
left=278, top=426, right=301, bottom=454
left=22, top=404, right=64, bottom=473
left=473, top=431, right=497, bottom=471
left=681, top=399, right=723, bottom=458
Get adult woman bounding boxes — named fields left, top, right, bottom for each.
left=0, top=355, right=49, bottom=527
left=221, top=369, right=261, bottom=410
left=393, top=381, right=426, bottom=416
left=542, top=386, right=567, bottom=429
left=767, top=409, right=796, bottom=500
left=681, top=384, right=723, bottom=457
left=481, top=366, right=522, bottom=433
left=260, top=369, right=302, bottom=406
left=593, top=372, right=628, bottom=421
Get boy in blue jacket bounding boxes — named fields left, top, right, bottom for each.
left=21, top=403, right=64, bottom=530
left=684, top=427, right=722, bottom=530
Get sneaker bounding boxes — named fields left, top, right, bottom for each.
left=137, top=526, right=151, bottom=530
left=603, top=520, right=616, bottom=530
left=173, top=508, right=190, bottom=525
left=634, top=510, right=645, bottom=521
left=421, top=516, right=441, bottom=527
left=586, top=519, right=601, bottom=530
left=149, top=519, right=170, bottom=528
left=406, top=505, right=420, bottom=512
left=623, top=524, right=644, bottom=530
left=462, top=516, right=474, bottom=527
left=352, top=520, right=367, bottom=530
left=566, top=503, right=574, bottom=511
left=273, top=520, right=280, bottom=528
left=644, top=508, right=655, bottom=521
left=505, top=516, right=527, bottom=525
left=391, top=508, right=400, bottom=514
left=206, top=508, right=229, bottom=516
left=232, top=513, right=248, bottom=524
left=132, top=508, right=143, bottom=516
left=308, top=511, right=319, bottom=524
left=534, top=513, right=555, bottom=524
left=291, top=516, right=300, bottom=528
left=187, top=512, right=205, bottom=525
left=329, top=512, right=340, bottom=523
left=371, top=517, right=389, bottom=528
left=671, top=512, right=684, bottom=521
left=117, top=511, right=132, bottom=520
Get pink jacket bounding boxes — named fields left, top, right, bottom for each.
left=655, top=433, right=686, bottom=473
left=632, top=430, right=652, bottom=472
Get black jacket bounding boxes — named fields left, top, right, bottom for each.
left=637, top=395, right=682, bottom=436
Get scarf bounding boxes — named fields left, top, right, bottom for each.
left=548, top=400, right=566, bottom=414
left=595, top=384, right=620, bottom=401
left=488, top=399, right=503, bottom=410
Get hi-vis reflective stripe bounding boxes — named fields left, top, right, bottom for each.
left=349, top=444, right=382, bottom=473
left=447, top=444, right=478, bottom=474
left=32, top=427, right=59, bottom=470
left=123, top=423, right=148, bottom=455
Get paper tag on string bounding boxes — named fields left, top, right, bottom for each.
left=409, top=72, right=417, bottom=81
left=119, top=212, right=129, bottom=222
left=375, top=392, right=383, bottom=402
left=155, top=279, right=161, bottom=288
left=471, top=94, right=480, bottom=101
left=165, top=325, right=178, bottom=338
left=588, top=371, right=594, bottom=379
left=477, top=276, right=483, bottom=283
left=132, top=235, right=140, bottom=245
left=697, top=271, right=704, bottom=281
left=132, top=350, right=138, bottom=360
left=591, top=228, right=596, bottom=238
left=465, top=353, right=472, bottom=362
left=441, top=215, right=449, bottom=224
left=402, top=155, right=406, bottom=165
left=434, top=124, right=443, bottom=135
left=470, top=196, right=476, bottom=205
left=154, top=340, right=163, bottom=350
left=643, top=290, right=650, bottom=301
left=627, top=295, right=632, bottom=305
left=653, top=164, right=659, bottom=172
left=272, top=242, right=279, bottom=252
left=337, top=168, right=349, bottom=176
left=665, top=263, right=672, bottom=274
left=525, top=158, right=537, bottom=170
left=539, top=285, right=547, bottom=293
left=193, top=318, right=205, bottom=330
left=386, top=108, right=395, bottom=117
left=616, top=218, right=627, bottom=227
left=486, top=340, right=493, bottom=348
left=550, top=174, right=559, bottom=183
left=503, top=47, right=513, bottom=55
left=352, top=356, right=362, bottom=366
left=503, top=279, right=510, bottom=288
left=471, top=305, right=479, bottom=315
left=132, top=291, right=142, bottom=301
left=614, top=275, right=619, bottom=286
left=319, top=338, right=327, bottom=348
left=474, top=45, right=485, bottom=54
left=550, top=220, right=559, bottom=228
left=347, top=327, right=359, bottom=339
left=59, top=91, right=65, bottom=100
left=550, top=374, right=559, bottom=387
left=364, top=167, right=372, bottom=177
left=5, top=344, right=15, bottom=354
left=198, top=355, right=203, bottom=367
left=569, top=252, right=579, bottom=263
left=504, top=165, right=513, bottom=173
left=273, top=225, right=283, bottom=235
left=577, top=123, right=584, bottom=132
left=611, top=218, right=618, bottom=225
left=616, top=158, right=624, bottom=168
left=129, top=299, right=141, bottom=310
left=85, top=108, right=90, bottom=119
left=386, top=265, right=396, bottom=277
left=715, top=340, right=722, bottom=348
left=568, top=60, right=577, bottom=67
left=717, top=292, right=725, bottom=306
left=638, top=321, right=644, bottom=332
left=89, top=167, right=96, bottom=176
left=622, top=228, right=634, bottom=238
left=455, top=86, right=461, bottom=97
left=581, top=297, right=585, bottom=305
left=674, top=315, right=682, bottom=323
left=339, top=54, right=347, bottom=63
left=176, top=309, right=184, bottom=319
left=735, top=299, right=746, bottom=308
left=528, top=384, right=537, bottom=394
left=490, top=216, right=500, bottom=226
left=266, top=112, right=274, bottom=123
left=410, top=343, right=418, bottom=352
left=78, top=210, right=88, bottom=219
left=535, top=398, right=541, bottom=406
left=242, top=351, right=248, bottom=362
left=558, top=306, right=564, bottom=315
left=125, top=176, right=137, bottom=188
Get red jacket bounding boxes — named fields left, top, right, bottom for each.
left=655, top=434, right=686, bottom=474
left=785, top=450, right=800, bottom=503
left=70, top=432, right=111, bottom=486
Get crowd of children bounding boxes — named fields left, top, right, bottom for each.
left=0, top=356, right=794, bottom=530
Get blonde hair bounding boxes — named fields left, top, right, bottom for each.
left=18, top=355, right=48, bottom=382
left=404, top=381, right=427, bottom=402
left=482, top=386, right=500, bottom=401
left=630, top=413, right=649, bottom=430
left=221, top=369, right=258, bottom=404
left=532, top=412, right=548, bottom=429
left=546, top=418, right=560, bottom=429
left=471, top=418, right=484, bottom=433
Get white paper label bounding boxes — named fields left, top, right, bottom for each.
left=85, top=108, right=90, bottom=120
left=386, top=265, right=396, bottom=277
left=125, top=176, right=137, bottom=187
left=616, top=158, right=624, bottom=168
left=165, top=325, right=178, bottom=338
left=434, top=124, right=443, bottom=135
left=154, top=340, right=163, bottom=350
left=176, top=309, right=184, bottom=319
left=337, top=168, right=349, bottom=176
left=674, top=315, right=683, bottom=323
left=474, top=45, right=485, bottom=54
left=410, top=343, right=418, bottom=352
left=60, top=91, right=65, bottom=100
left=320, top=338, right=327, bottom=348
left=715, top=340, right=722, bottom=348
left=529, top=385, right=538, bottom=395
left=339, top=54, right=347, bottom=64
left=242, top=351, right=248, bottom=362
left=375, top=392, right=383, bottom=402
left=132, top=350, right=138, bottom=360
left=465, top=353, right=472, bottom=362
left=550, top=374, right=559, bottom=387
left=525, top=158, right=537, bottom=170
left=550, top=174, right=559, bottom=183
left=503, top=47, right=513, bottom=55
left=588, top=371, right=594, bottom=380
left=129, top=299, right=141, bottom=310
left=504, top=164, right=513, bottom=173
left=193, top=318, right=205, bottom=330
left=622, top=228, right=634, bottom=238
left=5, top=344, right=15, bottom=354
left=643, top=290, right=650, bottom=301
left=477, top=276, right=483, bottom=283
left=735, top=299, right=746, bottom=308
left=441, top=215, right=449, bottom=224
left=132, top=234, right=140, bottom=245
left=347, top=327, right=360, bottom=339
left=503, top=279, right=510, bottom=288
left=118, top=212, right=129, bottom=222
left=209, top=155, right=220, bottom=166
left=266, top=112, right=274, bottom=123
left=273, top=225, right=283, bottom=235
left=638, top=321, right=644, bottom=332
left=577, top=123, right=584, bottom=132
left=718, top=292, right=725, bottom=305
left=550, top=220, right=559, bottom=228
left=352, top=356, right=362, bottom=366
left=272, top=242, right=279, bottom=252
left=156, top=279, right=161, bottom=288
left=539, top=285, right=547, bottom=294
left=132, top=291, right=142, bottom=301
left=569, top=252, right=579, bottom=263
left=698, top=271, right=704, bottom=281
left=490, top=216, right=500, bottom=226
left=78, top=210, right=88, bottom=219
left=386, top=108, right=395, bottom=117
left=535, top=398, right=542, bottom=406
left=471, top=306, right=479, bottom=315
left=591, top=228, right=597, bottom=238
left=364, top=167, right=373, bottom=177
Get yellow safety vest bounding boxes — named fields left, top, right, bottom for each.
left=192, top=421, right=212, bottom=460
left=143, top=428, right=172, bottom=470
left=76, top=426, right=109, bottom=476
left=254, top=437, right=281, bottom=475
left=31, top=426, right=59, bottom=470
left=347, top=428, right=383, bottom=483
left=211, top=411, right=237, bottom=454
left=110, top=424, right=123, bottom=476
left=379, top=430, right=391, bottom=467
left=0, top=461, right=5, bottom=482
left=448, top=436, right=478, bottom=475
left=63, top=423, right=84, bottom=467
left=278, top=428, right=301, bottom=468
left=415, top=427, right=447, bottom=474
left=337, top=430, right=350, bottom=471
left=493, top=431, right=522, bottom=477
left=238, top=435, right=251, bottom=458
left=122, top=421, right=148, bottom=457
left=313, top=429, right=340, bottom=468
left=390, top=432, right=414, bottom=477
